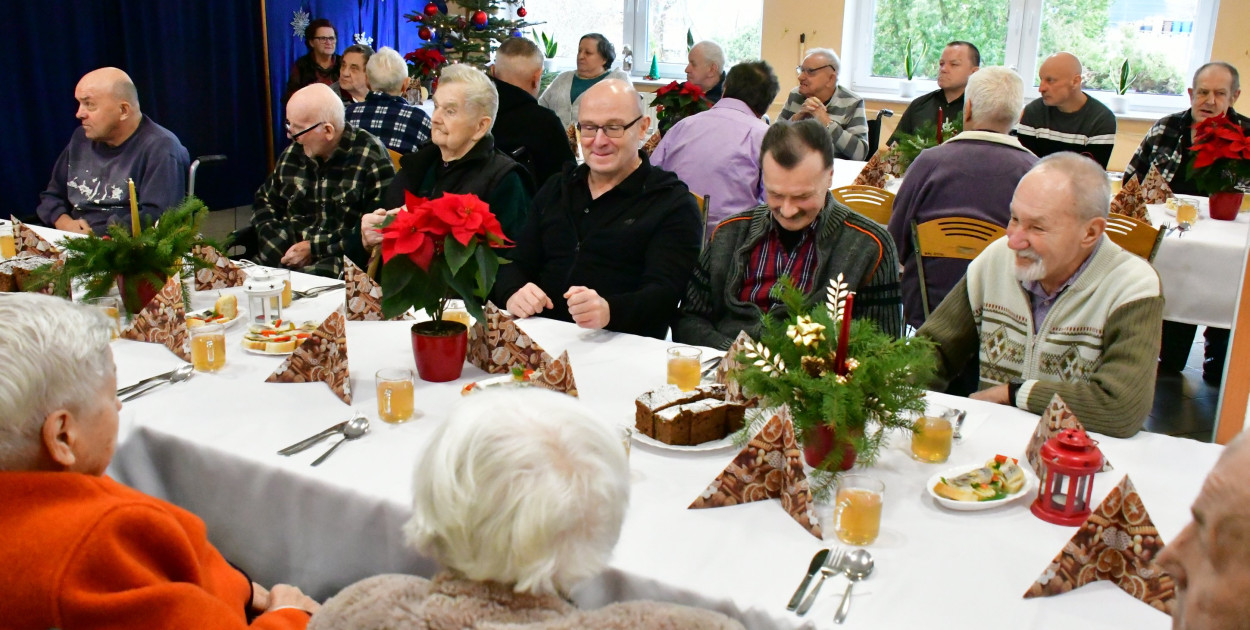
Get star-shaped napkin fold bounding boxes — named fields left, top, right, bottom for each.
left=265, top=306, right=352, bottom=404
left=1140, top=165, right=1173, bottom=205
left=1025, top=394, right=1113, bottom=478
left=343, top=256, right=412, bottom=321
left=689, top=408, right=822, bottom=539
left=191, top=245, right=247, bottom=290
left=1111, top=176, right=1149, bottom=221
left=852, top=152, right=889, bottom=188
left=467, top=302, right=553, bottom=373
left=1024, top=475, right=1175, bottom=616
left=120, top=275, right=190, bottom=361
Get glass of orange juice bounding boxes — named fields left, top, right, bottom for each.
left=910, top=402, right=956, bottom=463
left=666, top=346, right=702, bottom=391
left=86, top=296, right=122, bottom=340
left=1176, top=201, right=1198, bottom=226
left=0, top=221, right=15, bottom=259
left=269, top=269, right=292, bottom=308
left=834, top=474, right=884, bottom=546
left=376, top=368, right=416, bottom=423
left=442, top=299, right=471, bottom=328
left=190, top=323, right=226, bottom=372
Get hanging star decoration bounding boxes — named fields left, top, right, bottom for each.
left=291, top=8, right=311, bottom=40
left=354, top=32, right=374, bottom=46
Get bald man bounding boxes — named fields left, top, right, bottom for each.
left=492, top=79, right=702, bottom=339
left=1016, top=52, right=1117, bottom=168
left=36, top=67, right=190, bottom=235
left=490, top=37, right=575, bottom=187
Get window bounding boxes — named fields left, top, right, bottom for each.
left=532, top=0, right=624, bottom=66
left=845, top=0, right=1219, bottom=111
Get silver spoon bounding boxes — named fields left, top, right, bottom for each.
left=952, top=409, right=968, bottom=442
left=120, top=364, right=195, bottom=402
left=834, top=549, right=875, bottom=624
left=310, top=414, right=369, bottom=466
left=1175, top=219, right=1192, bottom=238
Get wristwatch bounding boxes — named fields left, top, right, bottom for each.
left=1007, top=379, right=1024, bottom=407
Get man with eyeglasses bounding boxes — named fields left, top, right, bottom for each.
left=887, top=41, right=981, bottom=146
left=778, top=48, right=869, bottom=160
left=493, top=79, right=702, bottom=339
left=252, top=83, right=395, bottom=278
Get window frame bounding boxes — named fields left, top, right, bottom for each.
left=841, top=0, right=1221, bottom=114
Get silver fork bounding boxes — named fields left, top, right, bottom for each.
left=795, top=547, right=845, bottom=616
left=292, top=283, right=345, bottom=300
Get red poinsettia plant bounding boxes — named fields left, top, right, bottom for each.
left=405, top=48, right=447, bottom=81
left=652, top=80, right=712, bottom=136
left=378, top=192, right=509, bottom=322
left=1187, top=113, right=1250, bottom=194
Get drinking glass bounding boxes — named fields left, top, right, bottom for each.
left=1176, top=201, right=1198, bottom=226
left=666, top=346, right=702, bottom=391
left=376, top=368, right=416, bottom=423
left=910, top=402, right=956, bottom=463
left=442, top=299, right=471, bottom=327
left=86, top=296, right=122, bottom=340
left=0, top=221, right=15, bottom=259
left=834, top=474, right=884, bottom=546
left=190, top=323, right=226, bottom=372
left=269, top=269, right=292, bottom=308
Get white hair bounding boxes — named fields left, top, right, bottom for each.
left=0, top=294, right=114, bottom=469
left=806, top=47, right=841, bottom=73
left=693, top=40, right=725, bottom=71
left=437, top=63, right=499, bottom=123
left=366, top=47, right=409, bottom=94
left=404, top=389, right=629, bottom=596
left=292, top=82, right=346, bottom=129
left=1031, top=152, right=1111, bottom=221
left=965, top=65, right=1025, bottom=129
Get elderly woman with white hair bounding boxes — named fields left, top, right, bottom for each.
left=354, top=64, right=533, bottom=262
left=0, top=293, right=319, bottom=629
left=309, top=389, right=744, bottom=629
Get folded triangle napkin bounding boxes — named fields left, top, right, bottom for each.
left=1025, top=394, right=1113, bottom=478
left=1111, top=176, right=1149, bottom=222
left=265, top=306, right=352, bottom=404
left=120, top=275, right=191, bottom=361
left=466, top=302, right=554, bottom=374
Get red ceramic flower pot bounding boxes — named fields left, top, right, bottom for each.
left=410, top=321, right=468, bottom=382
left=116, top=274, right=166, bottom=315
left=803, top=424, right=858, bottom=471
left=1208, top=191, right=1244, bottom=221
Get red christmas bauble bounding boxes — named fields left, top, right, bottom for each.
left=455, top=16, right=466, bottom=28
left=471, top=10, right=488, bottom=25
left=423, top=2, right=439, bottom=16
left=517, top=7, right=527, bottom=17
left=418, top=26, right=432, bottom=40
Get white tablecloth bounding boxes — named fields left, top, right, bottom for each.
left=1146, top=200, right=1250, bottom=327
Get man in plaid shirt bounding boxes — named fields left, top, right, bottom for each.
left=254, top=83, right=396, bottom=278
left=345, top=47, right=431, bottom=155
left=778, top=48, right=868, bottom=160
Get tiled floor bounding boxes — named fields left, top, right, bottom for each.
left=1145, top=329, right=1220, bottom=443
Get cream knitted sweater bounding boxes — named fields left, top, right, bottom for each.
left=918, top=235, right=1163, bottom=437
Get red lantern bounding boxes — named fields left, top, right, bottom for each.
left=1031, top=428, right=1104, bottom=526
left=471, top=10, right=488, bottom=26
left=424, top=2, right=439, bottom=16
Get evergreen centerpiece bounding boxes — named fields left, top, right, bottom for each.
left=733, top=275, right=936, bottom=473
left=34, top=197, right=217, bottom=314
left=404, top=0, right=533, bottom=70
left=652, top=80, right=713, bottom=136
left=1187, top=113, right=1250, bottom=220
left=885, top=114, right=963, bottom=174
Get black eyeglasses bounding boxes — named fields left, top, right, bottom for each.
left=796, top=64, right=835, bottom=77
left=285, top=120, right=326, bottom=140
left=576, top=115, right=644, bottom=138
left=310, top=36, right=337, bottom=43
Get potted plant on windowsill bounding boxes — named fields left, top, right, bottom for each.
left=732, top=275, right=936, bottom=474
left=899, top=38, right=926, bottom=98
left=1187, top=113, right=1250, bottom=220
left=378, top=192, right=510, bottom=382
left=535, top=30, right=558, bottom=73
left=1110, top=59, right=1135, bottom=114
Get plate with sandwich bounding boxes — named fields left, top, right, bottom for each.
left=187, top=295, right=244, bottom=329
left=927, top=454, right=1035, bottom=511
left=241, top=320, right=318, bottom=355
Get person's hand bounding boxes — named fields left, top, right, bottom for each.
left=263, top=584, right=320, bottom=614
left=362, top=207, right=401, bottom=248
left=281, top=241, right=313, bottom=267
left=53, top=214, right=92, bottom=234
left=970, top=383, right=1010, bottom=405
left=507, top=283, right=554, bottom=318
left=251, top=582, right=270, bottom=611
left=802, top=97, right=831, bottom=126
left=564, top=286, right=610, bottom=329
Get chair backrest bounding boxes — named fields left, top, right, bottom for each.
left=832, top=185, right=895, bottom=225
left=1104, top=213, right=1164, bottom=261
left=690, top=192, right=710, bottom=244
left=910, top=217, right=1006, bottom=318
left=387, top=149, right=403, bottom=171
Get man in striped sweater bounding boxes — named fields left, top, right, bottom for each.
left=778, top=48, right=869, bottom=160
left=917, top=152, right=1163, bottom=437
left=1016, top=52, right=1116, bottom=168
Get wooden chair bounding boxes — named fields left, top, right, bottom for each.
left=1105, top=214, right=1165, bottom=262
left=387, top=149, right=403, bottom=171
left=832, top=185, right=895, bottom=225
left=910, top=217, right=1006, bottom=317
left=691, top=192, right=711, bottom=244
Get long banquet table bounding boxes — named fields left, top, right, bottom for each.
left=58, top=259, right=1216, bottom=629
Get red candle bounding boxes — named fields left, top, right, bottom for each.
left=834, top=293, right=854, bottom=375
left=936, top=109, right=945, bottom=144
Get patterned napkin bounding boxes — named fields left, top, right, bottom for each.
left=190, top=245, right=247, bottom=291
left=642, top=132, right=662, bottom=157
left=120, top=275, right=190, bottom=361
left=12, top=217, right=60, bottom=257
left=689, top=407, right=822, bottom=539
left=852, top=152, right=889, bottom=188
left=266, top=306, right=352, bottom=404
left=466, top=302, right=554, bottom=374
left=1140, top=165, right=1174, bottom=205
left=717, top=331, right=758, bottom=406
left=531, top=350, right=579, bottom=397
left=1111, top=176, right=1149, bottom=221
left=1024, top=475, right=1175, bottom=616
left=1025, top=394, right=1113, bottom=478
left=343, top=256, right=412, bottom=321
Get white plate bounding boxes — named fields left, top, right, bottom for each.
left=632, top=431, right=739, bottom=453
left=188, top=308, right=245, bottom=329
left=926, top=462, right=1036, bottom=511
left=241, top=344, right=295, bottom=357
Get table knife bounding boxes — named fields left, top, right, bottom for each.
left=786, top=548, right=829, bottom=611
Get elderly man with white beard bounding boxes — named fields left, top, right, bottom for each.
left=915, top=152, right=1163, bottom=438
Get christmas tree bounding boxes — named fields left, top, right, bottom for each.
left=404, top=0, right=533, bottom=70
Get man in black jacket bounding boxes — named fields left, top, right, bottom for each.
left=492, top=79, right=702, bottom=339
left=490, top=37, right=576, bottom=189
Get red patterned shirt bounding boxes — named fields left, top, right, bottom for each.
left=738, top=217, right=822, bottom=311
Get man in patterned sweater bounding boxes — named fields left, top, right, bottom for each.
left=253, top=83, right=395, bottom=278
left=917, top=153, right=1163, bottom=438
left=345, top=47, right=431, bottom=155
left=673, top=119, right=903, bottom=349
left=1016, top=52, right=1116, bottom=168
left=778, top=48, right=869, bottom=160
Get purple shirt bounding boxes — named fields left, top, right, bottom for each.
left=1023, top=239, right=1102, bottom=333
left=651, top=98, right=768, bottom=235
